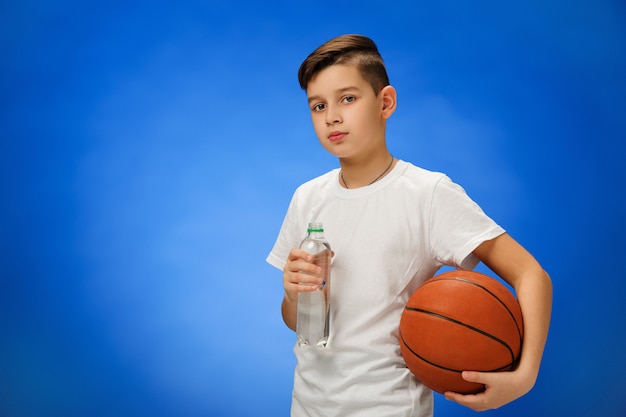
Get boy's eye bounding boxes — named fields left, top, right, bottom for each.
left=312, top=103, right=326, bottom=112
left=342, top=96, right=355, bottom=104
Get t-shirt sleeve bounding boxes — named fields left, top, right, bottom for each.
left=428, top=176, right=505, bottom=270
left=266, top=190, right=304, bottom=271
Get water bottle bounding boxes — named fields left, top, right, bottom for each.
left=297, top=222, right=331, bottom=348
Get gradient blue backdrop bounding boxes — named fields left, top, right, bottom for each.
left=2, top=1, right=625, bottom=416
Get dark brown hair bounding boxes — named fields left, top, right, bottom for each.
left=297, top=34, right=390, bottom=94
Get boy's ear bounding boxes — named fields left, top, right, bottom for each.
left=380, top=85, right=397, bottom=119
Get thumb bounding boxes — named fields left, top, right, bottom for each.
left=462, top=371, right=485, bottom=384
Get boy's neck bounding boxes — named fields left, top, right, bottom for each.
left=339, top=152, right=396, bottom=189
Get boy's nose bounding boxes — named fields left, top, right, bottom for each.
left=325, top=105, right=341, bottom=125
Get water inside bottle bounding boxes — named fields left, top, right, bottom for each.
left=297, top=288, right=328, bottom=347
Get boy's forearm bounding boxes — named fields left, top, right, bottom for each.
left=515, top=268, right=553, bottom=383
left=282, top=294, right=297, bottom=332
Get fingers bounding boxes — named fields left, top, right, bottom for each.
left=444, top=371, right=506, bottom=412
left=285, top=249, right=322, bottom=279
left=444, top=391, right=490, bottom=412
left=444, top=372, right=482, bottom=401
left=287, top=248, right=313, bottom=263
left=283, top=248, right=324, bottom=295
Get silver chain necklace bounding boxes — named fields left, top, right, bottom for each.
left=341, top=155, right=394, bottom=189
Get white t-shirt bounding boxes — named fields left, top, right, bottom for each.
left=267, top=160, right=505, bottom=417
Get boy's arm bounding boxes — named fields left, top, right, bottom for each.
left=445, top=233, right=553, bottom=411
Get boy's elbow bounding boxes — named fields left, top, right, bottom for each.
left=541, top=268, right=553, bottom=299
left=538, top=268, right=552, bottom=291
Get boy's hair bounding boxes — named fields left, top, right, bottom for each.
left=298, top=34, right=390, bottom=95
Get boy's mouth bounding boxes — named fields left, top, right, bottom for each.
left=328, top=131, right=347, bottom=142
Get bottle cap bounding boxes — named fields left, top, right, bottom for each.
left=307, top=222, right=324, bottom=233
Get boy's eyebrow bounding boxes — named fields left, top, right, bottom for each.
left=307, top=86, right=361, bottom=104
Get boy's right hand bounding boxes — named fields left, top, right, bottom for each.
left=282, top=248, right=324, bottom=303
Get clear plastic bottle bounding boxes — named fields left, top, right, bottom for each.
left=297, top=222, right=331, bottom=348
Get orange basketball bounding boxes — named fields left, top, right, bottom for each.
left=399, top=270, right=523, bottom=394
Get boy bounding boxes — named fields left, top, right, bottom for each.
left=266, top=34, right=552, bottom=417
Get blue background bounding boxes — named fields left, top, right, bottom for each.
left=2, top=1, right=625, bottom=416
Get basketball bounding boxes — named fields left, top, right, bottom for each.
left=399, top=270, right=524, bottom=394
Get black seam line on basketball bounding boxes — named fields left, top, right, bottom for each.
left=424, top=277, right=523, bottom=342
left=404, top=306, right=516, bottom=367
left=399, top=329, right=512, bottom=374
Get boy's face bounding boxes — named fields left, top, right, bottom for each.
left=306, top=64, right=394, bottom=160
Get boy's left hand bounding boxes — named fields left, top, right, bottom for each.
left=444, top=370, right=533, bottom=411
